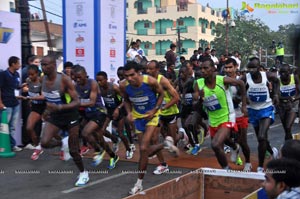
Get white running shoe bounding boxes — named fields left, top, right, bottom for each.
left=75, top=171, right=89, bottom=187
left=153, top=164, right=169, bottom=175
left=230, top=144, right=240, bottom=163
left=130, top=144, right=136, bottom=152
left=13, top=146, right=23, bottom=152
left=272, top=147, right=279, bottom=159
left=257, top=167, right=264, bottom=173
left=129, top=183, right=143, bottom=195
left=126, top=150, right=133, bottom=159
left=243, top=163, right=252, bottom=172
left=164, top=136, right=179, bottom=157
left=224, top=145, right=231, bottom=154
left=24, top=143, right=35, bottom=150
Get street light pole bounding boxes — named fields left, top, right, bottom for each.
left=225, top=0, right=229, bottom=56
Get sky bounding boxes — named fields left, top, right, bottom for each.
left=29, top=0, right=299, bottom=31
left=199, top=0, right=300, bottom=30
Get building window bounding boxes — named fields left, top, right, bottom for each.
left=144, top=23, right=150, bottom=28
left=178, top=20, right=184, bottom=26
left=37, top=47, right=44, bottom=57
left=9, top=2, right=15, bottom=12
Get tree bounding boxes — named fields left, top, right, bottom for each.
left=213, top=16, right=295, bottom=68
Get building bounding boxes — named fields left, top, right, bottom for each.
left=127, top=0, right=224, bottom=60
left=30, top=19, right=63, bottom=58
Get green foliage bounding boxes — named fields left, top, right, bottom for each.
left=213, top=15, right=296, bottom=68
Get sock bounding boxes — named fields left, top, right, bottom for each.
left=136, top=179, right=143, bottom=187
left=35, top=145, right=41, bottom=150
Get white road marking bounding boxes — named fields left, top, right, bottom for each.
left=62, top=172, right=127, bottom=194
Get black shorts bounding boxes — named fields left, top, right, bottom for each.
left=48, top=110, right=80, bottom=130
left=31, top=102, right=46, bottom=115
left=90, top=112, right=107, bottom=127
left=160, top=114, right=178, bottom=124
left=107, top=107, right=126, bottom=121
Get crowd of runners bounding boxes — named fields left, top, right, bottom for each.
left=1, top=43, right=300, bottom=197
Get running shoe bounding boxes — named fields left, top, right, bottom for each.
left=148, top=154, right=157, bottom=159
left=272, top=147, right=279, bottom=159
left=164, top=136, right=179, bottom=156
left=31, top=149, right=44, bottom=160
left=191, top=145, right=201, bottom=155
left=243, top=163, right=252, bottom=172
left=80, top=146, right=90, bottom=156
left=75, top=171, right=89, bottom=187
left=178, top=128, right=189, bottom=147
left=13, top=146, right=23, bottom=152
left=130, top=144, right=136, bottom=152
left=24, top=143, right=35, bottom=150
left=112, top=138, right=121, bottom=153
left=126, top=150, right=133, bottom=159
left=153, top=164, right=169, bottom=175
left=108, top=155, right=119, bottom=169
left=230, top=144, right=240, bottom=162
left=129, top=183, right=143, bottom=195
left=236, top=155, right=243, bottom=165
left=224, top=145, right=231, bottom=154
left=257, top=167, right=264, bottom=173
left=92, top=151, right=106, bottom=166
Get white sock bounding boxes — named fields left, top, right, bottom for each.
left=136, top=179, right=143, bottom=187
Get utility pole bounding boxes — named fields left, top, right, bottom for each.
left=15, top=0, right=32, bottom=66
left=225, top=0, right=229, bottom=56
left=172, top=23, right=186, bottom=54
left=40, top=0, right=53, bottom=54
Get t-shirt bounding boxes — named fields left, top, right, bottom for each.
left=0, top=69, right=20, bottom=107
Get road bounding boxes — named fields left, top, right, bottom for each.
left=0, top=116, right=299, bottom=199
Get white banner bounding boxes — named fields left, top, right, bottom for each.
left=63, top=0, right=95, bottom=78
left=0, top=11, right=22, bottom=145
left=99, top=0, right=126, bottom=82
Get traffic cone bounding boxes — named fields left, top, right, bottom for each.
left=0, top=109, right=16, bottom=157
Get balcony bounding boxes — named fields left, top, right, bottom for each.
left=156, top=7, right=167, bottom=13
left=137, top=9, right=147, bottom=14
left=137, top=29, right=148, bottom=35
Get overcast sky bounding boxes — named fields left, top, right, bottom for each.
left=198, top=0, right=300, bottom=30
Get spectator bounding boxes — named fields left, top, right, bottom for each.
left=231, top=51, right=241, bottom=70
left=165, top=43, right=177, bottom=68
left=0, top=56, right=23, bottom=151
left=262, top=158, right=300, bottom=199
left=210, top=49, right=219, bottom=69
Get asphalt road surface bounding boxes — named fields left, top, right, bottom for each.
left=0, top=116, right=299, bottom=199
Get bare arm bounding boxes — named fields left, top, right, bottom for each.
left=160, top=76, right=179, bottom=110
left=79, top=80, right=98, bottom=107
left=224, top=76, right=247, bottom=116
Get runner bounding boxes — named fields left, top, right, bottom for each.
left=40, top=55, right=88, bottom=186
left=96, top=71, right=133, bottom=159
left=146, top=60, right=183, bottom=174
left=194, top=58, right=247, bottom=170
left=224, top=58, right=252, bottom=171
left=73, top=66, right=119, bottom=169
left=278, top=64, right=300, bottom=140
left=20, top=65, right=46, bottom=160
left=119, top=61, right=179, bottom=195
left=240, top=57, right=279, bottom=172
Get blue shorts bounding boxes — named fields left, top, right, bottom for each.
left=134, top=115, right=159, bottom=134
left=248, top=106, right=275, bottom=127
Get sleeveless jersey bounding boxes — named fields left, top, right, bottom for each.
left=279, top=74, right=296, bottom=97
left=75, top=78, right=106, bottom=113
left=125, top=75, right=157, bottom=119
left=100, top=82, right=122, bottom=109
left=197, top=75, right=235, bottom=127
left=27, top=78, right=44, bottom=104
left=157, top=74, right=179, bottom=116
left=228, top=75, right=243, bottom=118
left=246, top=71, right=272, bottom=110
